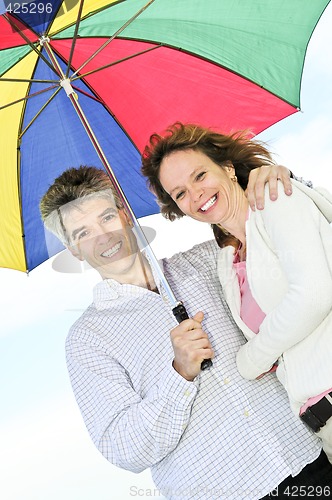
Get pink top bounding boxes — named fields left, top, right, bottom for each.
left=233, top=259, right=265, bottom=333
left=233, top=252, right=331, bottom=412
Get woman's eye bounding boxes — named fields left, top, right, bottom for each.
left=175, top=191, right=185, bottom=200
left=196, top=171, right=206, bottom=180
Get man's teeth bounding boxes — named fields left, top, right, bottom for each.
left=200, top=195, right=217, bottom=212
left=101, top=242, right=121, bottom=257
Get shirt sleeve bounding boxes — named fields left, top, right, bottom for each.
left=236, top=183, right=332, bottom=380
left=66, top=336, right=199, bottom=473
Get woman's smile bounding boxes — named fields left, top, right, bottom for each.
left=198, top=193, right=219, bottom=213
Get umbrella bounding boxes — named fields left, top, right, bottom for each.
left=0, top=0, right=330, bottom=274
left=1, top=0, right=329, bottom=371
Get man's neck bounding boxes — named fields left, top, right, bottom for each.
left=102, top=253, right=158, bottom=291
left=126, top=253, right=157, bottom=290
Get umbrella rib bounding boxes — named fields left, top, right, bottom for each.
left=65, top=0, right=85, bottom=78
left=71, top=85, right=103, bottom=103
left=71, top=44, right=162, bottom=81
left=0, top=77, right=59, bottom=84
left=3, top=14, right=59, bottom=77
left=71, top=0, right=156, bottom=78
left=0, top=84, right=59, bottom=111
left=19, top=87, right=62, bottom=139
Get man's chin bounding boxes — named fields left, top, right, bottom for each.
left=96, top=254, right=138, bottom=280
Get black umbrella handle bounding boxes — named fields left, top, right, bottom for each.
left=172, top=302, right=213, bottom=371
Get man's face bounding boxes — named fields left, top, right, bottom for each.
left=63, top=195, right=139, bottom=281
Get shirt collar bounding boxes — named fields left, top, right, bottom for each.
left=92, top=279, right=150, bottom=309
left=92, top=253, right=165, bottom=310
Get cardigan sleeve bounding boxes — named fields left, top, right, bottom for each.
left=237, top=183, right=332, bottom=380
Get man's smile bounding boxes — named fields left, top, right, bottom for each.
left=100, top=241, right=122, bottom=258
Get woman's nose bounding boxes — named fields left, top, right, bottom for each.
left=190, top=185, right=204, bottom=201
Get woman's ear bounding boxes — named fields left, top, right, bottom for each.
left=224, top=162, right=235, bottom=176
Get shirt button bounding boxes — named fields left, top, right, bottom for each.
left=244, top=407, right=250, bottom=417
left=224, top=378, right=230, bottom=384
left=184, top=389, right=191, bottom=397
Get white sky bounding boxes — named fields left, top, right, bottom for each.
left=1, top=4, right=332, bottom=499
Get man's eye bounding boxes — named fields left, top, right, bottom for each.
left=103, top=213, right=117, bottom=222
left=78, top=231, right=89, bottom=240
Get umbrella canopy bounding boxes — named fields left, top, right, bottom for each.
left=0, top=0, right=330, bottom=272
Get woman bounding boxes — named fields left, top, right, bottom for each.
left=141, top=122, right=332, bottom=462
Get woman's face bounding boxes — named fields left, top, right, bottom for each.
left=159, top=148, right=243, bottom=225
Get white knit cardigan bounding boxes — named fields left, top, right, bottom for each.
left=217, top=180, right=332, bottom=414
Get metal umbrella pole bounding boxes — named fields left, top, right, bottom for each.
left=41, top=37, right=212, bottom=370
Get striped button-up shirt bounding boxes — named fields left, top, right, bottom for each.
left=66, top=240, right=321, bottom=499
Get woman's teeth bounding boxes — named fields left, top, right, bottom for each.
left=200, top=195, right=217, bottom=212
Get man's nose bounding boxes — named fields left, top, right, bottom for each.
left=95, top=226, right=113, bottom=243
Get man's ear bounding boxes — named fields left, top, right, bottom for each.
left=123, top=210, right=133, bottom=227
left=67, top=244, right=84, bottom=261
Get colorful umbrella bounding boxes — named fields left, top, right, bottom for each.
left=0, top=0, right=330, bottom=273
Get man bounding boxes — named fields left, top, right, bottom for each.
left=40, top=166, right=332, bottom=499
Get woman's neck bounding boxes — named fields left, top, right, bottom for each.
left=217, top=189, right=248, bottom=246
